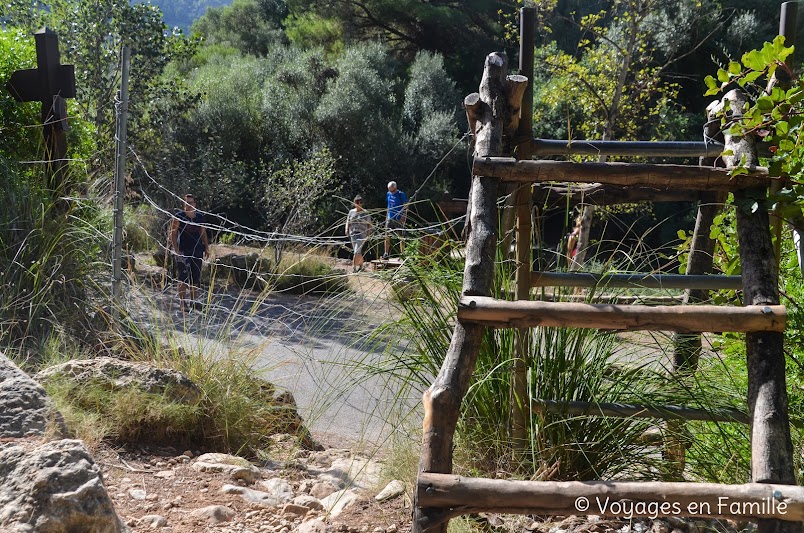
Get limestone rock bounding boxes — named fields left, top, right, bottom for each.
left=192, top=453, right=261, bottom=481
left=139, top=514, right=167, bottom=528
left=34, top=357, right=200, bottom=404
left=190, top=505, right=236, bottom=524
left=310, top=481, right=339, bottom=500
left=0, top=439, right=127, bottom=532
left=293, top=494, right=324, bottom=511
left=296, top=518, right=327, bottom=533
left=320, top=489, right=360, bottom=518
left=375, top=480, right=405, bottom=502
left=221, top=484, right=284, bottom=507
left=0, top=352, right=66, bottom=438
left=259, top=477, right=294, bottom=502
left=214, top=253, right=272, bottom=290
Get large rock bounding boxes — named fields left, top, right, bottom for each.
left=34, top=357, right=201, bottom=404
left=214, top=252, right=273, bottom=290
left=0, top=352, right=66, bottom=438
left=0, top=439, right=127, bottom=532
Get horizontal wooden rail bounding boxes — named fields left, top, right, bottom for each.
left=473, top=157, right=775, bottom=191
left=417, top=474, right=804, bottom=522
left=533, top=183, right=706, bottom=205
left=458, top=296, right=786, bottom=333
left=532, top=399, right=749, bottom=423
left=531, top=272, right=742, bottom=290
left=531, top=139, right=725, bottom=158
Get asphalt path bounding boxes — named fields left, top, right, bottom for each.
left=131, top=272, right=423, bottom=451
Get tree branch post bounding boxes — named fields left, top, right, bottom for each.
left=725, top=88, right=801, bottom=533
left=415, top=51, right=510, bottom=533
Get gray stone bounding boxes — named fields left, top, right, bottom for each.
left=0, top=352, right=66, bottom=438
left=374, top=480, right=405, bottom=502
left=139, top=514, right=167, bottom=528
left=320, top=489, right=360, bottom=518
left=190, top=505, right=235, bottom=524
left=310, top=481, right=339, bottom=500
left=128, top=488, right=147, bottom=500
left=221, top=484, right=283, bottom=507
left=0, top=439, right=127, bottom=532
left=292, top=494, right=324, bottom=511
left=295, top=518, right=327, bottom=533
left=259, top=477, right=294, bottom=502
left=193, top=453, right=261, bottom=481
left=35, top=357, right=200, bottom=404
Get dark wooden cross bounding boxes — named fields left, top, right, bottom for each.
left=6, top=28, right=76, bottom=195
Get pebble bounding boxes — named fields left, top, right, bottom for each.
left=128, top=488, right=147, bottom=500
left=140, top=514, right=167, bottom=528
left=374, top=480, right=405, bottom=502
left=190, top=505, right=236, bottom=524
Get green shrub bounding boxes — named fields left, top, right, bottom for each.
left=44, top=378, right=201, bottom=449
left=272, top=253, right=348, bottom=294
left=124, top=204, right=164, bottom=253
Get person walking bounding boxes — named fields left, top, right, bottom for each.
left=345, top=195, right=372, bottom=272
left=169, top=194, right=210, bottom=312
left=383, top=181, right=408, bottom=259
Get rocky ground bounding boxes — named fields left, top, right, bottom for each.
left=95, top=437, right=412, bottom=533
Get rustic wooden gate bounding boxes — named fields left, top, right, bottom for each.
left=413, top=6, right=804, bottom=533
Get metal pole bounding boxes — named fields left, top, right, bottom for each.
left=111, top=46, right=130, bottom=318
left=512, top=6, right=535, bottom=456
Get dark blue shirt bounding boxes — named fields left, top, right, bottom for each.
left=175, top=211, right=206, bottom=257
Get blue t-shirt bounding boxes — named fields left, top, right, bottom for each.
left=386, top=190, right=408, bottom=220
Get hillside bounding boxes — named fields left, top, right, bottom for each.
left=135, top=0, right=231, bottom=30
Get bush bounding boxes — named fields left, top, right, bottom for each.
left=272, top=253, right=348, bottom=294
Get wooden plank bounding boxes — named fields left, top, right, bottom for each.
left=533, top=183, right=704, bottom=205
left=531, top=272, right=742, bottom=290
left=458, top=296, right=786, bottom=333
left=473, top=157, right=776, bottom=191
left=418, top=473, right=804, bottom=522
left=530, top=138, right=725, bottom=158
left=532, top=399, right=749, bottom=424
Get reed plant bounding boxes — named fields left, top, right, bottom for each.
left=0, top=158, right=105, bottom=350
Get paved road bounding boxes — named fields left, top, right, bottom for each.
left=132, top=274, right=422, bottom=451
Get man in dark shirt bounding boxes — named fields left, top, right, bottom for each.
left=169, top=194, right=210, bottom=311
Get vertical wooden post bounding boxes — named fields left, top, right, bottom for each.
left=512, top=7, right=535, bottom=455
left=725, top=89, right=800, bottom=533
left=6, top=28, right=76, bottom=206
left=666, top=103, right=727, bottom=476
left=415, top=52, right=508, bottom=533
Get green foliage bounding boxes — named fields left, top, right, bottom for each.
left=191, top=0, right=288, bottom=56
left=283, top=12, right=344, bottom=55
left=286, top=0, right=510, bottom=95
left=272, top=253, right=349, bottom=294
left=0, top=156, right=105, bottom=348
left=44, top=377, right=201, bottom=448
left=0, top=28, right=41, bottom=163
left=532, top=0, right=687, bottom=144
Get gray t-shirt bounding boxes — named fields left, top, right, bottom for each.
left=347, top=208, right=371, bottom=236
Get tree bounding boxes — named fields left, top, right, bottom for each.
left=29, top=0, right=197, bottom=174
left=191, top=0, right=289, bottom=56
left=285, top=0, right=512, bottom=94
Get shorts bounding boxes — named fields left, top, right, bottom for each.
left=385, top=218, right=404, bottom=231
left=350, top=233, right=367, bottom=255
left=177, top=254, right=203, bottom=285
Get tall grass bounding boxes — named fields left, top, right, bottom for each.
left=333, top=221, right=765, bottom=483
left=0, top=158, right=105, bottom=350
